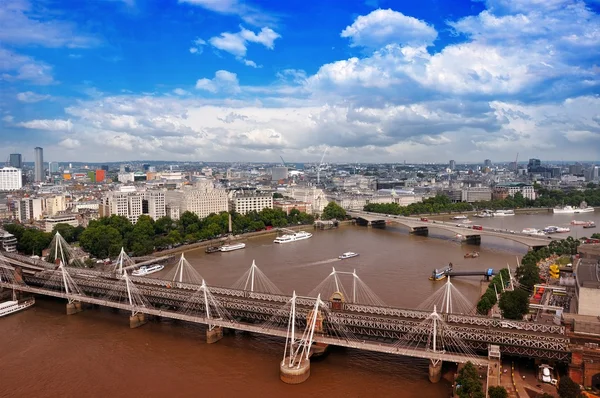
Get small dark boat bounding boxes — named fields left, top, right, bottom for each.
left=583, top=222, right=596, bottom=229
left=464, top=251, right=479, bottom=259
left=205, top=246, right=221, bottom=253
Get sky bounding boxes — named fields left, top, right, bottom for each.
left=1, top=0, right=599, bottom=164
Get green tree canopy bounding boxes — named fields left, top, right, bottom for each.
left=488, top=386, right=508, bottom=398
left=557, top=375, right=583, bottom=398
left=79, top=225, right=123, bottom=258
left=498, top=288, right=529, bottom=320
left=322, top=202, right=347, bottom=220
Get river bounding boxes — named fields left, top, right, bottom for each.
left=1, top=211, right=598, bottom=398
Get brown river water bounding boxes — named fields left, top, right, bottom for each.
left=1, top=211, right=598, bottom=398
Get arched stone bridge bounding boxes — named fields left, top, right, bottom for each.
left=347, top=210, right=559, bottom=249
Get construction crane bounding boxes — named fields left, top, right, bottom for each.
left=317, top=146, right=328, bottom=185
left=515, top=152, right=519, bottom=173
left=280, top=156, right=286, bottom=167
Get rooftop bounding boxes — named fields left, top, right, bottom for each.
left=576, top=258, right=600, bottom=288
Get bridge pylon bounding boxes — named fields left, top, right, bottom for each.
left=280, top=291, right=323, bottom=384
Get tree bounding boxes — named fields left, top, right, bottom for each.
left=499, top=288, right=529, bottom=320
left=322, top=202, right=347, bottom=220
left=273, top=192, right=284, bottom=198
left=456, top=362, right=484, bottom=398
left=51, top=223, right=77, bottom=243
left=154, top=216, right=175, bottom=235
left=79, top=225, right=123, bottom=258
left=557, top=375, right=583, bottom=398
left=488, top=386, right=508, bottom=398
left=476, top=296, right=493, bottom=315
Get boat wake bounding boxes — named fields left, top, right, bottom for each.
left=290, top=258, right=341, bottom=269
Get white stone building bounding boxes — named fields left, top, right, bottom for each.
left=165, top=179, right=228, bottom=218
left=45, top=195, right=66, bottom=216
left=100, top=188, right=165, bottom=223
left=0, top=167, right=22, bottom=191
left=231, top=192, right=273, bottom=215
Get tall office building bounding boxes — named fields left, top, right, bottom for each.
left=484, top=159, right=492, bottom=168
left=449, top=160, right=456, bottom=170
left=34, top=147, right=44, bottom=182
left=9, top=154, right=22, bottom=169
left=0, top=167, right=23, bottom=191
left=48, top=161, right=59, bottom=173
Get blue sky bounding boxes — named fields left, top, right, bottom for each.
left=1, top=0, right=599, bottom=164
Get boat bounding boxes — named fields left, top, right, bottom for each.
left=0, top=293, right=35, bottom=318
left=219, top=243, right=246, bottom=252
left=554, top=202, right=595, bottom=214
left=451, top=215, right=468, bottom=220
left=543, top=226, right=558, bottom=234
left=555, top=226, right=570, bottom=233
left=132, top=264, right=165, bottom=276
left=493, top=210, right=515, bottom=216
left=429, top=263, right=453, bottom=281
left=583, top=222, right=596, bottom=229
left=474, top=210, right=493, bottom=218
left=273, top=231, right=313, bottom=244
left=339, top=252, right=359, bottom=259
left=464, top=251, right=479, bottom=258
left=571, top=220, right=588, bottom=225
left=205, top=246, right=221, bottom=253
left=522, top=228, right=540, bottom=234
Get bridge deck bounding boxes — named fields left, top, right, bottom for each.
left=0, top=281, right=488, bottom=366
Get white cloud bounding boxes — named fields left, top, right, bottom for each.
left=341, top=9, right=437, bottom=48
left=173, top=88, right=190, bottom=96
left=195, top=70, right=240, bottom=93
left=0, top=0, right=99, bottom=48
left=2, top=115, right=14, bottom=123
left=178, top=0, right=277, bottom=26
left=16, top=91, right=50, bottom=103
left=18, top=119, right=73, bottom=131
left=0, top=47, right=54, bottom=85
left=59, top=138, right=81, bottom=149
left=189, top=37, right=206, bottom=54
left=243, top=59, right=258, bottom=68
left=208, top=26, right=281, bottom=59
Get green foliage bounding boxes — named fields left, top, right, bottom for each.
left=79, top=225, right=123, bottom=259
left=273, top=192, right=284, bottom=198
left=476, top=296, right=493, bottom=315
left=322, top=202, right=347, bottom=220
left=476, top=268, right=509, bottom=315
left=364, top=194, right=472, bottom=216
left=51, top=223, right=82, bottom=243
left=591, top=233, right=600, bottom=239
left=488, top=386, right=508, bottom=398
left=516, top=238, right=579, bottom=290
left=498, top=288, right=529, bottom=320
left=456, top=362, right=485, bottom=398
left=557, top=375, right=583, bottom=398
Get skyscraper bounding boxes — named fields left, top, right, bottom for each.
left=484, top=159, right=492, bottom=168
left=34, top=147, right=44, bottom=182
left=9, top=153, right=22, bottom=169
left=48, top=161, right=59, bottom=173
left=449, top=160, right=456, bottom=170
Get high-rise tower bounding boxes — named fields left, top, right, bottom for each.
left=34, top=147, right=44, bottom=182
left=9, top=153, right=22, bottom=169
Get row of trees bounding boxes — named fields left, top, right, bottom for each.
left=78, top=208, right=315, bottom=258
left=456, top=362, right=509, bottom=398
left=476, top=268, right=509, bottom=316
left=363, top=187, right=600, bottom=216
left=3, top=223, right=85, bottom=256
left=364, top=195, right=472, bottom=216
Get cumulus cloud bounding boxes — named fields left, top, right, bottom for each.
left=0, top=47, right=55, bottom=85
left=16, top=91, right=50, bottom=103
left=59, top=138, right=81, bottom=149
left=207, top=26, right=281, bottom=61
left=341, top=9, right=437, bottom=48
left=195, top=70, right=240, bottom=93
left=18, top=119, right=73, bottom=131
left=189, top=38, right=206, bottom=54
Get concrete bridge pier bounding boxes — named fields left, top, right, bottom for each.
left=428, top=360, right=442, bottom=383
left=410, top=226, right=429, bottom=236
left=66, top=301, right=83, bottom=315
left=464, top=235, right=481, bottom=245
left=206, top=326, right=223, bottom=344
left=129, top=313, right=147, bottom=328
left=280, top=358, right=310, bottom=384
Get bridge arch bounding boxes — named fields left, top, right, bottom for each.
left=593, top=372, right=600, bottom=390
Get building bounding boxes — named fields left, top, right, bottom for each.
left=45, top=195, right=66, bottom=216
left=461, top=187, right=492, bottom=203
left=100, top=189, right=165, bottom=223
left=95, top=169, right=106, bottom=182
left=15, top=198, right=44, bottom=222
left=0, top=167, right=23, bottom=191
left=575, top=259, right=600, bottom=317
left=494, top=183, right=536, bottom=201
left=101, top=165, right=109, bottom=171
left=484, top=159, right=492, bottom=168
left=231, top=192, right=273, bottom=215
left=274, top=200, right=312, bottom=215
left=34, top=147, right=44, bottom=182
left=271, top=167, right=288, bottom=181
left=286, top=187, right=328, bottom=214
left=165, top=179, right=228, bottom=218
left=449, top=160, right=456, bottom=171
left=0, top=229, right=17, bottom=252
left=9, top=153, right=22, bottom=169
left=48, top=162, right=59, bottom=173
left=44, top=214, right=79, bottom=232
left=569, top=164, right=583, bottom=175
left=166, top=204, right=180, bottom=220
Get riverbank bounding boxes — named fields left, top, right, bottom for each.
left=152, top=220, right=353, bottom=257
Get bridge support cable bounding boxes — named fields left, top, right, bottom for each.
left=231, top=259, right=283, bottom=294
left=46, top=232, right=85, bottom=267
left=112, top=248, right=135, bottom=276
left=307, top=267, right=385, bottom=306
left=35, top=261, right=86, bottom=302
left=164, top=254, right=204, bottom=286
left=283, top=293, right=322, bottom=369
left=418, top=276, right=476, bottom=315
left=393, top=305, right=483, bottom=366
left=178, top=280, right=235, bottom=331
left=101, top=271, right=153, bottom=317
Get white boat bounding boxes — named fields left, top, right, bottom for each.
left=474, top=210, right=493, bottom=218
left=554, top=203, right=595, bottom=214
left=451, top=215, right=468, bottom=220
left=493, top=210, right=515, bottom=216
left=219, top=243, right=246, bottom=252
left=0, top=296, right=35, bottom=317
left=522, top=228, right=545, bottom=235
left=555, top=226, right=570, bottom=233
left=339, top=252, right=359, bottom=259
left=273, top=231, right=313, bottom=244
left=132, top=264, right=165, bottom=276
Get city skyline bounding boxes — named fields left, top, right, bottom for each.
left=1, top=0, right=599, bottom=163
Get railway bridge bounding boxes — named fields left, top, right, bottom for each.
left=0, top=248, right=570, bottom=385
left=347, top=210, right=558, bottom=249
